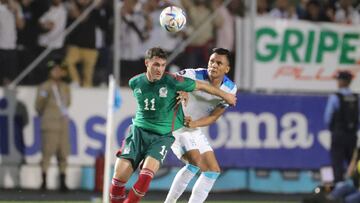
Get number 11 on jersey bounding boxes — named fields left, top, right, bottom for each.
left=144, top=98, right=156, bottom=110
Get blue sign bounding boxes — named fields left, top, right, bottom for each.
left=165, top=93, right=338, bottom=169
left=1, top=93, right=358, bottom=170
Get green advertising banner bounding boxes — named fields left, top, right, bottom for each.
left=255, top=18, right=360, bottom=92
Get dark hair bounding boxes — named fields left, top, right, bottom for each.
left=145, top=47, right=168, bottom=60
left=336, top=71, right=353, bottom=81
left=47, top=58, right=67, bottom=70
left=212, top=48, right=231, bottom=65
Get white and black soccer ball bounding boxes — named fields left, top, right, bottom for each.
left=159, top=6, right=186, bottom=33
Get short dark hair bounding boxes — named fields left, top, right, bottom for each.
left=145, top=47, right=168, bottom=60
left=212, top=48, right=231, bottom=65
left=335, top=70, right=353, bottom=81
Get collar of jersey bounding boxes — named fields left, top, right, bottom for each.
left=144, top=74, right=165, bottom=84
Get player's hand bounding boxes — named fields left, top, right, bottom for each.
left=184, top=116, right=195, bottom=128
left=225, top=93, right=237, bottom=106
left=176, top=91, right=189, bottom=106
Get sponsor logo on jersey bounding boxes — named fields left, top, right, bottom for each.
left=178, top=70, right=186, bottom=75
left=159, top=87, right=168, bottom=97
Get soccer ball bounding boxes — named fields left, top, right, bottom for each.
left=159, top=6, right=186, bottom=33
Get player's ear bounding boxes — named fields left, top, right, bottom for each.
left=144, top=59, right=149, bottom=67
left=224, top=65, right=230, bottom=74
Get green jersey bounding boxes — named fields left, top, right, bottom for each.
left=129, top=72, right=196, bottom=135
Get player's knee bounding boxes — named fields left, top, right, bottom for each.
left=113, top=169, right=123, bottom=180
left=187, top=154, right=201, bottom=166
left=113, top=159, right=132, bottom=180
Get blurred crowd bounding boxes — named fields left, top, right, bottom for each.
left=0, top=0, right=359, bottom=87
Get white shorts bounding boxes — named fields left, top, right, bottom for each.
left=171, top=127, right=213, bottom=160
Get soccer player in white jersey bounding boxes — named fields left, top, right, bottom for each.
left=164, top=48, right=237, bottom=203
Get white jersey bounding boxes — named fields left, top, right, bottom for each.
left=171, top=68, right=237, bottom=159
left=177, top=68, right=237, bottom=120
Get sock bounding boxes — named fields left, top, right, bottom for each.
left=164, top=164, right=200, bottom=203
left=188, top=171, right=220, bottom=203
left=124, top=168, right=154, bottom=203
left=110, top=178, right=126, bottom=203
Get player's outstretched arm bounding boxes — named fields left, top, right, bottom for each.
left=194, top=81, right=237, bottom=106
left=185, top=107, right=226, bottom=128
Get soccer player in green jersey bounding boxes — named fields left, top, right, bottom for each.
left=109, top=47, right=236, bottom=203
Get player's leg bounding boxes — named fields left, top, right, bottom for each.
left=111, top=158, right=134, bottom=203
left=201, top=151, right=221, bottom=172
left=81, top=48, right=98, bottom=87
left=64, top=46, right=81, bottom=86
left=164, top=150, right=203, bottom=203
left=125, top=129, right=175, bottom=203
left=188, top=135, right=220, bottom=203
left=110, top=125, right=141, bottom=203
left=40, top=131, right=58, bottom=190
left=57, top=124, right=70, bottom=192
left=125, top=156, right=160, bottom=203
left=165, top=129, right=205, bottom=203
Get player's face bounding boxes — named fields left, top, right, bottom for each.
left=207, top=53, right=229, bottom=79
left=145, top=56, right=167, bottom=81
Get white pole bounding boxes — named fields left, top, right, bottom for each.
left=248, top=0, right=256, bottom=91
left=234, top=17, right=243, bottom=88
left=102, top=75, right=116, bottom=203
left=113, top=0, right=121, bottom=84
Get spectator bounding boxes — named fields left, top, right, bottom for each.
left=296, top=0, right=309, bottom=19
left=34, top=0, right=67, bottom=84
left=212, top=0, right=235, bottom=80
left=302, top=0, right=332, bottom=22
left=227, top=0, right=244, bottom=17
left=64, top=0, right=105, bottom=87
left=35, top=59, right=71, bottom=191
left=117, top=0, right=151, bottom=86
left=327, top=148, right=360, bottom=203
left=0, top=0, right=25, bottom=84
left=257, top=0, right=269, bottom=16
left=324, top=71, right=359, bottom=184
left=269, top=0, right=298, bottom=19
left=38, top=0, right=67, bottom=56
left=92, top=0, right=112, bottom=86
left=17, top=0, right=41, bottom=85
left=2, top=80, right=29, bottom=160
left=0, top=82, right=29, bottom=188
left=323, top=0, right=336, bottom=22
left=142, top=0, right=180, bottom=54
left=212, top=0, right=234, bottom=53
left=334, top=0, right=360, bottom=24
left=181, top=0, right=215, bottom=68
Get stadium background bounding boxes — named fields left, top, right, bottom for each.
left=1, top=0, right=360, bottom=202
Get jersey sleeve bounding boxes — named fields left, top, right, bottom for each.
left=172, top=74, right=196, bottom=92
left=128, top=77, right=136, bottom=90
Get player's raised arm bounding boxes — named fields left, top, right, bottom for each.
left=194, top=80, right=237, bottom=106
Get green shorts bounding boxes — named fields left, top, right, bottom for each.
left=117, top=125, right=175, bottom=170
